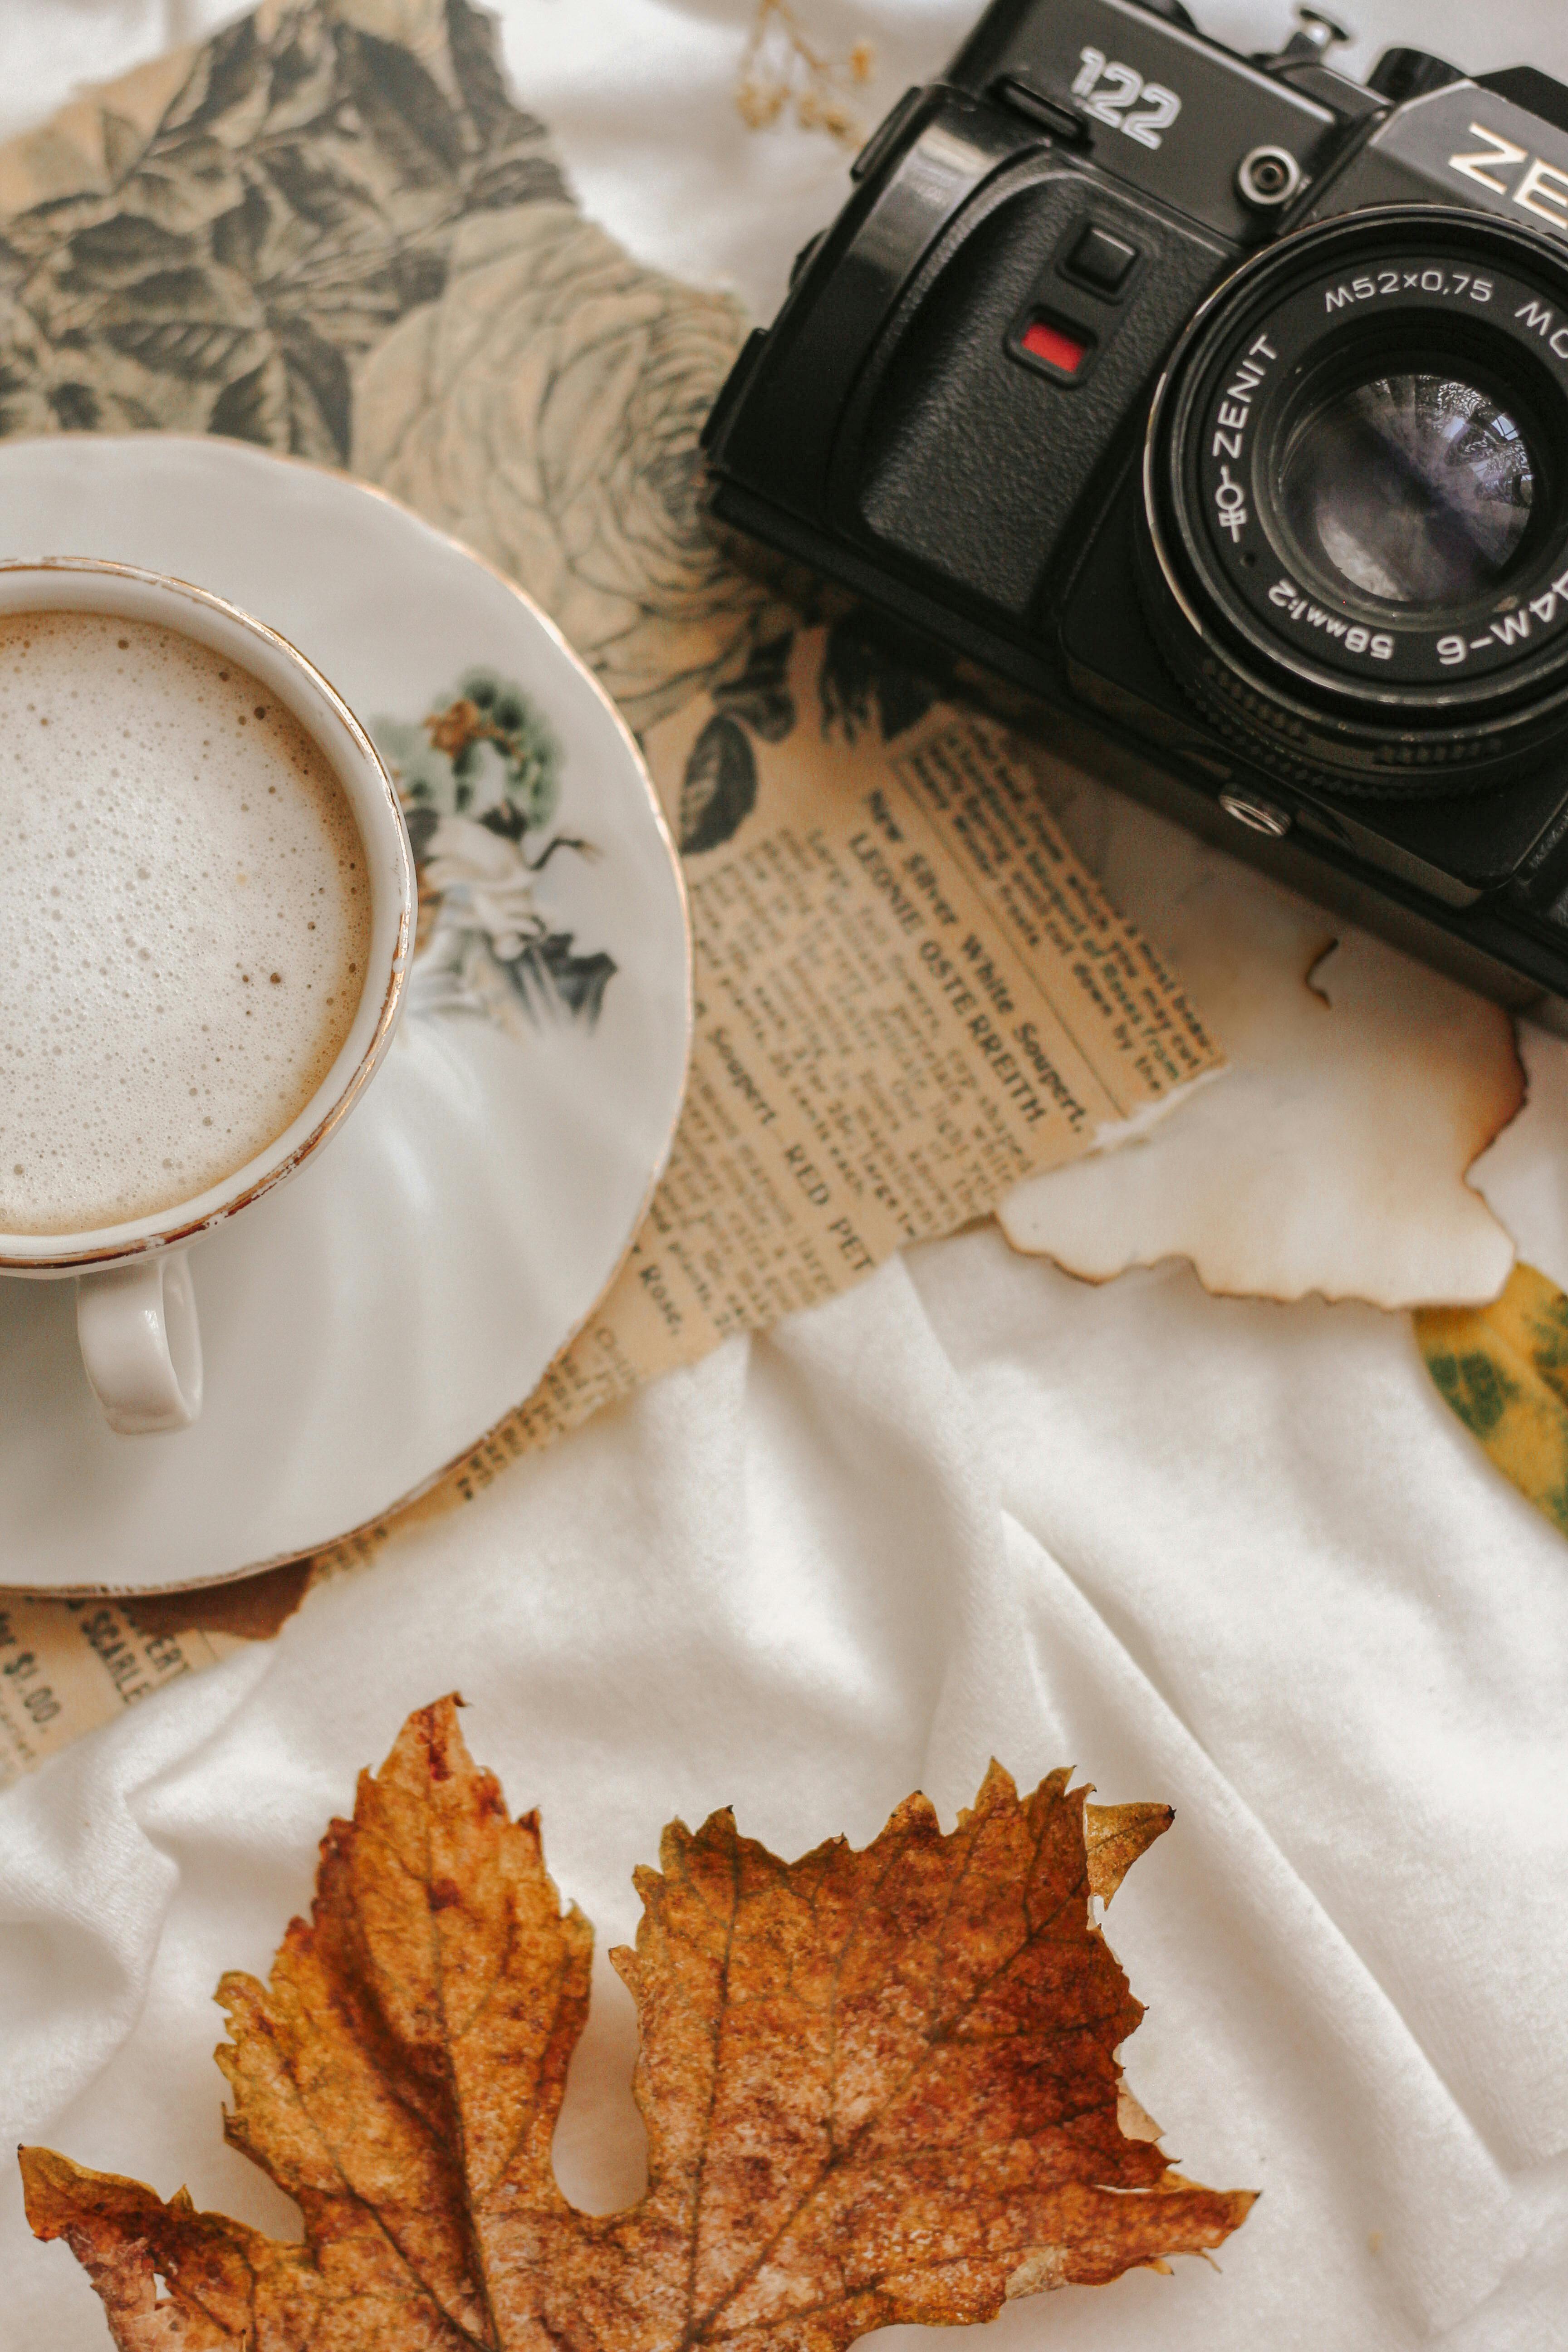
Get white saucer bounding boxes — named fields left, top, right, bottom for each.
left=0, top=436, right=691, bottom=1593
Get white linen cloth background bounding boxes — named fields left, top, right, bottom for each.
left=4, top=2, right=1568, bottom=2348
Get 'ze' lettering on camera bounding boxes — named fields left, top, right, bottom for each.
left=1450, top=123, right=1568, bottom=232
left=1072, top=49, right=1181, bottom=151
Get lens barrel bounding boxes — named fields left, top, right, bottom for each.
left=1138, top=208, right=1568, bottom=797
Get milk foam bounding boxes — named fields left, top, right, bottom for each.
left=0, top=612, right=372, bottom=1235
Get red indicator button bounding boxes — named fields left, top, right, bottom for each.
left=1021, top=319, right=1088, bottom=375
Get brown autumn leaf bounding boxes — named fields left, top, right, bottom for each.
left=21, top=1696, right=1254, bottom=2348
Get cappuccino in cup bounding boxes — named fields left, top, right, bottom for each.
left=0, top=558, right=412, bottom=1441
left=0, top=612, right=372, bottom=1235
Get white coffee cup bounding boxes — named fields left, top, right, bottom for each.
left=0, top=560, right=413, bottom=1435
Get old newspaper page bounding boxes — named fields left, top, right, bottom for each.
left=0, top=3, right=1222, bottom=1784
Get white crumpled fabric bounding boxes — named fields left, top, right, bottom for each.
left=5, top=4, right=1568, bottom=2351
left=9, top=1230, right=1568, bottom=2352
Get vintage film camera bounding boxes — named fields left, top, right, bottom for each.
left=703, top=0, right=1568, bottom=1019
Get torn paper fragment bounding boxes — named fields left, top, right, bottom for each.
left=1000, top=757, right=1524, bottom=1308
left=1466, top=1019, right=1568, bottom=1299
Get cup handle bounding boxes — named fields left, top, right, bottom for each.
left=76, top=1253, right=204, bottom=1436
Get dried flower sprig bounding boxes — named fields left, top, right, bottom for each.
left=736, top=0, right=875, bottom=147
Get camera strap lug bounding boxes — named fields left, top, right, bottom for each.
left=990, top=74, right=1093, bottom=148
left=850, top=85, right=928, bottom=185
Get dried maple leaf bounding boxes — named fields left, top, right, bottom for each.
left=22, top=1697, right=1253, bottom=2348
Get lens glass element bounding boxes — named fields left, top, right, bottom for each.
left=1279, top=372, right=1535, bottom=611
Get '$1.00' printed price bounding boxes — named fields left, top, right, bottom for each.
left=0, top=1612, right=60, bottom=1729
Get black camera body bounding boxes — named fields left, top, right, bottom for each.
left=703, top=0, right=1568, bottom=1017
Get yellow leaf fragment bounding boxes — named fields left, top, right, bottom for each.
left=23, top=1700, right=1253, bottom=2350
left=1417, top=1261, right=1568, bottom=1534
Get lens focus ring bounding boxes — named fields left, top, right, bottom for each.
left=1139, top=206, right=1568, bottom=799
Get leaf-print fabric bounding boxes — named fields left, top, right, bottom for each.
left=0, top=4, right=565, bottom=463
left=0, top=0, right=762, bottom=730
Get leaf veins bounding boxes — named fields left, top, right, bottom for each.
left=22, top=1696, right=1254, bottom=2348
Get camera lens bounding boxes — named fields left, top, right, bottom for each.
left=1279, top=371, right=1536, bottom=611
left=1138, top=209, right=1568, bottom=797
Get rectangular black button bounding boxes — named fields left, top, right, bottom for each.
left=1067, top=225, right=1138, bottom=294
